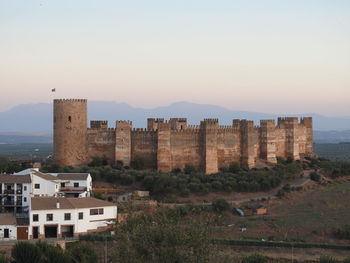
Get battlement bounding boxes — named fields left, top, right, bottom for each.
left=203, top=118, right=219, bottom=123
left=260, top=120, right=275, bottom=126
left=90, top=120, right=108, bottom=129
left=54, top=99, right=87, bottom=103
left=170, top=118, right=187, bottom=122
left=116, top=120, right=132, bottom=125
left=132, top=128, right=148, bottom=132
left=277, top=117, right=298, bottom=126
left=300, top=117, right=313, bottom=127
left=148, top=118, right=165, bottom=123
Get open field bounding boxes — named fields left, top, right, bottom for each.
left=314, top=143, right=350, bottom=161
left=212, top=179, right=350, bottom=246
left=0, top=143, right=52, bottom=159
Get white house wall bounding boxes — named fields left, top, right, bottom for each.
left=29, top=206, right=117, bottom=237
left=31, top=175, right=59, bottom=196
left=0, top=225, right=16, bottom=240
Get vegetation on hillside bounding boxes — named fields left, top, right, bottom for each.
left=8, top=241, right=96, bottom=263
left=41, top=158, right=303, bottom=200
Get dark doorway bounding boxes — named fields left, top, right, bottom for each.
left=44, top=225, right=58, bottom=238
left=17, top=227, right=28, bottom=240
left=4, top=229, right=9, bottom=238
left=61, top=225, right=74, bottom=238
left=33, top=227, right=39, bottom=239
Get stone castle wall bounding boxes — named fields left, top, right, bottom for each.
left=53, top=99, right=313, bottom=173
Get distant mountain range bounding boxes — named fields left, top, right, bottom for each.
left=0, top=101, right=349, bottom=137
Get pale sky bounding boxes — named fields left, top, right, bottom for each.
left=0, top=0, right=349, bottom=116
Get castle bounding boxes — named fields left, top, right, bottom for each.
left=53, top=99, right=313, bottom=173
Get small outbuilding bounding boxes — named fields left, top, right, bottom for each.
left=251, top=204, right=267, bottom=215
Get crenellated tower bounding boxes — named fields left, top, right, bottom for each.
left=115, top=121, right=132, bottom=166
left=278, top=117, right=300, bottom=160
left=53, top=99, right=88, bottom=166
left=259, top=120, right=277, bottom=164
left=300, top=117, right=313, bottom=155
left=157, top=122, right=172, bottom=172
left=240, top=120, right=256, bottom=168
left=200, top=119, right=219, bottom=174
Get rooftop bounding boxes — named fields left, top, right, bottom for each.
left=32, top=170, right=57, bottom=181
left=31, top=197, right=116, bottom=210
left=56, top=173, right=90, bottom=181
left=0, top=174, right=31, bottom=184
left=0, top=214, right=17, bottom=225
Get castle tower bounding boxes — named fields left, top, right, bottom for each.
left=147, top=118, right=164, bottom=130
left=53, top=99, right=87, bottom=166
left=157, top=122, right=172, bottom=172
left=240, top=120, right=256, bottom=168
left=115, top=121, right=132, bottom=166
left=169, top=118, right=187, bottom=130
left=301, top=117, right=313, bottom=155
left=200, top=119, right=219, bottom=174
left=278, top=117, right=300, bottom=160
left=259, top=120, right=277, bottom=164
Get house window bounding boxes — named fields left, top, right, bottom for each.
left=33, top=214, right=39, bottom=222
left=34, top=184, right=40, bottom=189
left=24, top=186, right=27, bottom=191
left=61, top=183, right=65, bottom=188
left=46, top=214, right=53, bottom=221
left=90, top=208, right=104, bottom=215
left=78, top=212, right=83, bottom=220
left=68, top=116, right=72, bottom=122
left=23, top=197, right=27, bottom=202
left=74, top=183, right=79, bottom=188
left=64, top=213, right=71, bottom=220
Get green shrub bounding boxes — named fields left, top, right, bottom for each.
left=242, top=253, right=268, bottom=263
left=184, top=164, right=197, bottom=174
left=333, top=225, right=350, bottom=240
left=212, top=198, right=230, bottom=213
left=67, top=242, right=97, bottom=263
left=310, top=172, right=321, bottom=182
left=228, top=162, right=240, bottom=173
left=320, top=255, right=339, bottom=263
left=88, top=156, right=108, bottom=167
left=131, top=156, right=146, bottom=170
left=12, top=242, right=42, bottom=263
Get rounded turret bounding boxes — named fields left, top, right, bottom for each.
left=53, top=99, right=88, bottom=166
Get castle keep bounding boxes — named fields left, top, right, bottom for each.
left=53, top=99, right=313, bottom=173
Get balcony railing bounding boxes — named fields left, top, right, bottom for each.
left=15, top=213, right=29, bottom=218
left=60, top=186, right=87, bottom=192
left=3, top=200, right=15, bottom=206
left=16, top=189, right=23, bottom=194
left=3, top=190, right=14, bottom=195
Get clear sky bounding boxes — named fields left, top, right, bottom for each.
left=0, top=0, right=349, bottom=115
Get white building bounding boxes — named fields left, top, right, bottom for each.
left=0, top=214, right=17, bottom=240
left=0, top=174, right=32, bottom=213
left=15, top=169, right=92, bottom=197
left=49, top=173, right=92, bottom=197
left=0, top=169, right=117, bottom=241
left=29, top=197, right=117, bottom=239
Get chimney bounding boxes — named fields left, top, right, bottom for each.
left=56, top=202, right=60, bottom=209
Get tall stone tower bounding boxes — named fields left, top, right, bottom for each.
left=53, top=99, right=88, bottom=166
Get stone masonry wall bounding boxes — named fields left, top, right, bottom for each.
left=53, top=100, right=313, bottom=174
